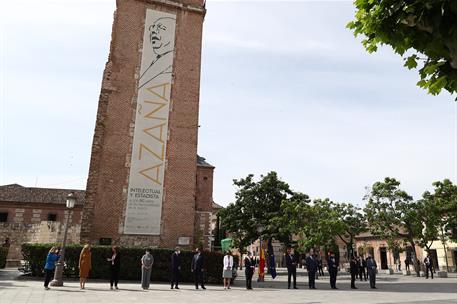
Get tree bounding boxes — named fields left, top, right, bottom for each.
left=421, top=179, right=457, bottom=271
left=414, top=199, right=440, bottom=253
left=364, top=177, right=423, bottom=276
left=219, top=172, right=298, bottom=254
left=332, top=202, right=368, bottom=260
left=347, top=0, right=457, bottom=98
left=280, top=198, right=367, bottom=262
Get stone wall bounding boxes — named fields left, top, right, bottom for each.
left=0, top=217, right=81, bottom=265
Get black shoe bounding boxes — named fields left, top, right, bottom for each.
left=201, top=286, right=206, bottom=290
left=293, top=287, right=298, bottom=289
left=371, top=286, right=377, bottom=289
left=171, top=286, right=174, bottom=289
left=351, top=287, right=357, bottom=289
left=175, top=286, right=179, bottom=289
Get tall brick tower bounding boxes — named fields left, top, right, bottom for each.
left=80, top=0, right=206, bottom=248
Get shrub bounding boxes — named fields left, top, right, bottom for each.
left=21, top=244, right=238, bottom=284
left=0, top=247, right=8, bottom=268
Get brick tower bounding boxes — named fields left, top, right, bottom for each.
left=80, top=0, right=206, bottom=248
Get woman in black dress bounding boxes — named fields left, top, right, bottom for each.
left=107, top=246, right=121, bottom=290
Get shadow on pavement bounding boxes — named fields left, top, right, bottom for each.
left=249, top=281, right=457, bottom=294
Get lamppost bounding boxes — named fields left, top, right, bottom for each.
left=50, top=192, right=76, bottom=286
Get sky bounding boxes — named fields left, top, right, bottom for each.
left=0, top=0, right=456, bottom=207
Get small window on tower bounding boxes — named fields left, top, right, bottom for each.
left=0, top=212, right=8, bottom=222
left=47, top=213, right=57, bottom=222
left=99, top=238, right=112, bottom=246
left=203, top=177, right=208, bottom=180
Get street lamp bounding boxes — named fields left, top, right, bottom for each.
left=50, top=192, right=76, bottom=286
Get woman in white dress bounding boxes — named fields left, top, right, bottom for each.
left=222, top=251, right=234, bottom=290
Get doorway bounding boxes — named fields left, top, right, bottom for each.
left=429, top=249, right=439, bottom=270
left=380, top=247, right=388, bottom=269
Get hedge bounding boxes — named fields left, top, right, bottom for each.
left=0, top=247, right=8, bottom=268
left=21, top=244, right=238, bottom=284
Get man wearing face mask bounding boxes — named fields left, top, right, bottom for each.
left=171, top=247, right=181, bottom=289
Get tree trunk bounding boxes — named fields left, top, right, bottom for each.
left=440, top=227, right=449, bottom=272
left=408, top=238, right=420, bottom=277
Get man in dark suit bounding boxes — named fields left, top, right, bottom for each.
left=405, top=258, right=410, bottom=271
left=358, top=256, right=367, bottom=281
left=350, top=255, right=358, bottom=289
left=366, top=255, right=377, bottom=289
left=191, top=248, right=206, bottom=289
left=424, top=254, right=434, bottom=279
left=171, top=246, right=181, bottom=289
left=244, top=251, right=255, bottom=290
left=305, top=250, right=318, bottom=289
left=327, top=251, right=338, bottom=289
left=317, top=257, right=324, bottom=277
left=285, top=248, right=298, bottom=289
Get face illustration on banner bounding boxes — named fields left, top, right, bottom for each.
left=149, top=17, right=175, bottom=56
left=139, top=16, right=176, bottom=89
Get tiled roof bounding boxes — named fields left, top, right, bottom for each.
left=197, top=155, right=214, bottom=168
left=0, top=184, right=85, bottom=205
left=212, top=202, right=224, bottom=210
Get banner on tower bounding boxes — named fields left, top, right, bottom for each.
left=124, top=9, right=176, bottom=235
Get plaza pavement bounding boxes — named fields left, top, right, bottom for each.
left=1, top=267, right=456, bottom=304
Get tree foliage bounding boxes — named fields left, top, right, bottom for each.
left=280, top=198, right=366, bottom=260
left=347, top=0, right=457, bottom=98
left=219, top=172, right=299, bottom=251
left=221, top=171, right=455, bottom=272
left=364, top=177, right=421, bottom=273
left=422, top=179, right=457, bottom=243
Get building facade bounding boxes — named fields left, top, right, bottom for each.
left=80, top=0, right=209, bottom=249
left=354, top=233, right=457, bottom=272
left=0, top=184, right=84, bottom=266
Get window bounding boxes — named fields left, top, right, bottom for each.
left=99, top=238, right=112, bottom=245
left=47, top=213, right=57, bottom=221
left=0, top=212, right=8, bottom=222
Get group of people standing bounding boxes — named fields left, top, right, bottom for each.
left=284, top=248, right=379, bottom=291
left=42, top=245, right=215, bottom=291
left=45, top=245, right=440, bottom=292
left=350, top=255, right=378, bottom=289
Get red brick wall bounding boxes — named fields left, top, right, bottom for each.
left=196, top=166, right=214, bottom=212
left=81, top=0, right=205, bottom=249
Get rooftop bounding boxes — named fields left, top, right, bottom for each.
left=0, top=184, right=85, bottom=205
left=197, top=155, right=215, bottom=168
